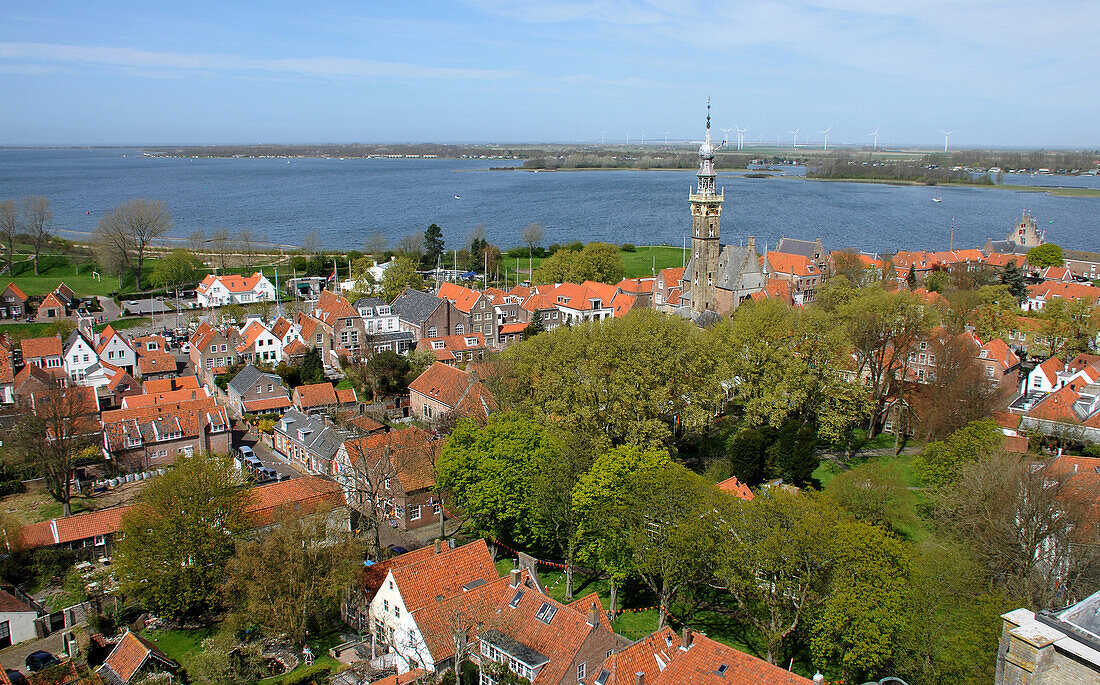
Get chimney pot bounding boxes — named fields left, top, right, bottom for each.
left=434, top=539, right=442, bottom=554
left=509, top=569, right=521, bottom=588
left=681, top=627, right=693, bottom=649
left=588, top=602, right=599, bottom=627
left=813, top=673, right=824, bottom=684
left=635, top=673, right=644, bottom=685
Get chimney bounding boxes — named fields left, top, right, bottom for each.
left=635, top=673, right=644, bottom=685
left=588, top=602, right=599, bottom=627
left=509, top=569, right=521, bottom=588
left=434, top=539, right=442, bottom=554
left=813, top=673, right=825, bottom=684
left=746, top=236, right=756, bottom=253
left=681, top=627, right=693, bottom=649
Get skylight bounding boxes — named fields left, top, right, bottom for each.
left=535, top=602, right=558, bottom=624
left=509, top=589, right=524, bottom=608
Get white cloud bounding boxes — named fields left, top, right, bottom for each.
left=0, top=42, right=522, bottom=81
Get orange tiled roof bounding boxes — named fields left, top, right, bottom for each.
left=20, top=335, right=63, bottom=359
left=1026, top=381, right=1086, bottom=424
left=271, top=316, right=295, bottom=341
left=717, top=475, right=755, bottom=501
left=236, top=319, right=272, bottom=352
left=101, top=396, right=228, bottom=452
left=21, top=505, right=133, bottom=549
left=415, top=334, right=487, bottom=357
left=336, top=387, right=358, bottom=404
left=284, top=339, right=310, bottom=356
left=246, top=475, right=345, bottom=526
left=136, top=349, right=178, bottom=376
left=314, top=290, right=359, bottom=326
left=344, top=426, right=439, bottom=492
left=294, top=382, right=338, bottom=408
left=2, top=281, right=27, bottom=301
left=142, top=376, right=200, bottom=393
left=611, top=291, right=636, bottom=317
left=391, top=538, right=497, bottom=612
left=765, top=251, right=818, bottom=277
left=100, top=630, right=178, bottom=683
left=498, top=322, right=526, bottom=335
left=438, top=282, right=483, bottom=314
left=980, top=337, right=1020, bottom=371
left=984, top=252, right=1028, bottom=268
left=242, top=396, right=292, bottom=412
left=197, top=272, right=265, bottom=295
left=408, top=362, right=495, bottom=418
left=38, top=292, right=66, bottom=311
left=659, top=266, right=685, bottom=286
left=1028, top=281, right=1100, bottom=305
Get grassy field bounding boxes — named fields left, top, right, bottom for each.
left=2, top=253, right=124, bottom=296
left=503, top=244, right=687, bottom=284
left=140, top=628, right=214, bottom=674
left=0, top=316, right=148, bottom=343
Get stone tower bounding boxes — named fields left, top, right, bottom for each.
left=1008, top=210, right=1045, bottom=248
left=689, top=100, right=724, bottom=317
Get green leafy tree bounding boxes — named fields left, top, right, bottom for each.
left=531, top=247, right=577, bottom=284
left=1026, top=242, right=1064, bottom=268
left=825, top=461, right=917, bottom=536
left=364, top=350, right=411, bottom=395
left=381, top=256, right=425, bottom=302
left=150, top=249, right=202, bottom=296
left=906, top=264, right=917, bottom=290
left=1000, top=261, right=1028, bottom=304
left=925, top=269, right=948, bottom=293
left=436, top=413, right=555, bottom=544
left=189, top=631, right=267, bottom=685
left=816, top=381, right=872, bottom=458
left=573, top=443, right=670, bottom=615
left=223, top=505, right=362, bottom=645
left=913, top=418, right=1003, bottom=489
left=811, top=520, right=911, bottom=683
left=531, top=242, right=625, bottom=284
left=116, top=452, right=252, bottom=619
left=298, top=348, right=325, bottom=385
left=423, top=223, right=445, bottom=268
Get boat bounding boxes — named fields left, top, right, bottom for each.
left=454, top=195, right=461, bottom=199
left=932, top=197, right=942, bottom=203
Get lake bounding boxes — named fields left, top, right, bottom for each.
left=1, top=149, right=1097, bottom=254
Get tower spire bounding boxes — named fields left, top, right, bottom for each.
left=706, top=95, right=711, bottom=131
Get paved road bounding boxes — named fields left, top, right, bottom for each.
left=0, top=631, right=66, bottom=679
left=95, top=296, right=121, bottom=322
left=236, top=430, right=300, bottom=482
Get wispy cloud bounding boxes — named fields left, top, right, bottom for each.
left=0, top=42, right=522, bottom=81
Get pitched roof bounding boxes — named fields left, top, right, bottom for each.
left=38, top=292, right=67, bottom=311
left=616, top=278, right=656, bottom=295
left=275, top=408, right=348, bottom=460
left=978, top=337, right=1020, bottom=372
left=236, top=319, right=274, bottom=352
left=437, top=282, right=483, bottom=314
left=1028, top=281, right=1100, bottom=305
left=775, top=237, right=822, bottom=260
left=2, top=281, right=27, bottom=301
left=408, top=362, right=495, bottom=421
left=1026, top=381, right=1087, bottom=424
left=135, top=349, right=178, bottom=376
left=242, top=396, right=293, bottom=412
left=983, top=252, right=1028, bottom=268
left=314, top=290, right=359, bottom=325
left=270, top=316, right=295, bottom=340
left=0, top=588, right=34, bottom=614
left=764, top=251, right=818, bottom=277
left=658, top=267, right=685, bottom=287
left=143, top=375, right=200, bottom=394
left=246, top=475, right=345, bottom=526
left=415, top=333, right=487, bottom=359
left=391, top=287, right=442, bottom=325
left=197, top=272, right=266, bottom=295
left=499, top=322, right=527, bottom=335
left=717, top=475, right=755, bottom=501
left=98, top=629, right=179, bottom=684
left=227, top=364, right=285, bottom=396
left=294, top=382, right=339, bottom=408
left=390, top=538, right=497, bottom=613
left=344, top=426, right=440, bottom=493
left=284, top=338, right=310, bottom=357
left=101, top=397, right=228, bottom=452
left=20, top=334, right=63, bottom=359
left=21, top=506, right=133, bottom=549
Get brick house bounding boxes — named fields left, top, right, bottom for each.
left=227, top=364, right=291, bottom=415
left=763, top=251, right=824, bottom=305
left=334, top=426, right=444, bottom=531
left=272, top=408, right=348, bottom=475
left=21, top=335, right=64, bottom=375
left=0, top=282, right=28, bottom=319
left=131, top=335, right=178, bottom=380
left=391, top=287, right=469, bottom=341
left=654, top=267, right=685, bottom=312
left=100, top=396, right=230, bottom=472
left=188, top=322, right=240, bottom=384
left=37, top=291, right=67, bottom=319
left=415, top=333, right=487, bottom=365
left=292, top=382, right=357, bottom=415
left=438, top=282, right=498, bottom=341
left=314, top=291, right=367, bottom=364
left=96, top=629, right=180, bottom=684
left=408, top=362, right=495, bottom=424
left=294, top=312, right=335, bottom=367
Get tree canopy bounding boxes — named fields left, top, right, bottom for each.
left=531, top=241, right=625, bottom=284
left=1026, top=242, right=1064, bottom=268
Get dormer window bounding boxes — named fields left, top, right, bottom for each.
left=432, top=341, right=445, bottom=350
left=464, top=337, right=477, bottom=347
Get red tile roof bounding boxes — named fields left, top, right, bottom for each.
left=284, top=338, right=310, bottom=357
left=246, top=475, right=345, bottom=526
left=101, top=396, right=228, bottom=452
left=197, top=272, right=266, bottom=295
left=408, top=362, right=496, bottom=421
left=0, top=588, right=33, bottom=614
left=1026, top=381, right=1086, bottom=424
left=314, top=290, right=360, bottom=325
left=20, top=334, right=63, bottom=359
left=717, top=475, right=755, bottom=501
left=336, top=387, right=358, bottom=404
left=415, top=334, right=487, bottom=357
left=979, top=337, right=1020, bottom=372
left=764, top=251, right=818, bottom=277
left=983, top=252, right=1027, bottom=268
left=136, top=349, right=178, bottom=376
left=498, top=322, right=527, bottom=335
left=142, top=376, right=200, bottom=393
left=100, top=630, right=178, bottom=683
left=344, top=426, right=440, bottom=492
left=294, top=382, right=339, bottom=408
left=2, top=281, right=27, bottom=301
left=1028, top=281, right=1100, bottom=305
left=368, top=669, right=431, bottom=685
left=437, top=282, right=483, bottom=314
left=390, top=538, right=497, bottom=613
left=617, top=277, right=655, bottom=294
left=21, top=505, right=133, bottom=549
left=1032, top=357, right=1064, bottom=387
left=38, top=292, right=66, bottom=312
left=271, top=316, right=295, bottom=341
left=242, top=396, right=293, bottom=412
left=659, top=267, right=685, bottom=286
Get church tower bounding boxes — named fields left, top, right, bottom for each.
left=689, top=99, right=724, bottom=317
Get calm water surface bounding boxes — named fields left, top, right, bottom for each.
left=0, top=149, right=1097, bottom=253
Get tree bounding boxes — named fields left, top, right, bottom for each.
left=719, top=491, right=841, bottom=665
left=611, top=462, right=726, bottom=628
left=397, top=233, right=423, bottom=261
left=22, top=195, right=52, bottom=276
left=224, top=505, right=362, bottom=645
left=189, top=631, right=267, bottom=685
left=0, top=199, right=18, bottom=276
left=914, top=418, right=1003, bottom=489
left=301, top=229, right=322, bottom=256
left=436, top=413, right=553, bottom=544
left=573, top=444, right=670, bottom=615
left=1001, top=261, right=1028, bottom=304
left=830, top=250, right=873, bottom=287
left=816, top=381, right=872, bottom=459
left=11, top=382, right=95, bottom=517
left=380, top=256, right=425, bottom=303
left=532, top=242, right=625, bottom=284
left=210, top=228, right=231, bottom=270
left=150, top=250, right=201, bottom=297
left=299, top=348, right=325, bottom=385
left=423, top=223, right=445, bottom=268
left=363, top=230, right=388, bottom=256
left=187, top=228, right=207, bottom=255
left=925, top=268, right=948, bottom=293
left=364, top=350, right=411, bottom=395
left=116, top=452, right=252, bottom=619
left=1027, top=243, right=1064, bottom=268
left=825, top=461, right=917, bottom=536
left=913, top=333, right=998, bottom=441
left=521, top=223, right=544, bottom=278
left=93, top=199, right=172, bottom=291
left=811, top=520, right=911, bottom=683
left=905, top=264, right=917, bottom=290
left=237, top=228, right=256, bottom=268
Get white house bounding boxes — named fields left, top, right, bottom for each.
left=1027, top=357, right=1064, bottom=394
left=354, top=297, right=401, bottom=335
left=271, top=316, right=302, bottom=348
left=236, top=319, right=283, bottom=364
left=63, top=330, right=99, bottom=384
left=95, top=325, right=136, bottom=375
left=0, top=587, right=40, bottom=648
left=196, top=272, right=276, bottom=308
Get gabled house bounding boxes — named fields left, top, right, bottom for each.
left=415, top=333, right=487, bottom=365
left=1027, top=356, right=1065, bottom=394
left=762, top=251, right=823, bottom=305
left=391, top=287, right=469, bottom=341
left=314, top=291, right=368, bottom=364
left=292, top=382, right=357, bottom=415
left=334, top=426, right=443, bottom=531
left=131, top=335, right=178, bottom=380
left=96, top=629, right=180, bottom=684
left=0, top=337, right=14, bottom=403
left=188, top=322, right=239, bottom=384
left=19, top=505, right=132, bottom=557
left=654, top=267, right=685, bottom=313
left=355, top=297, right=401, bottom=335
left=20, top=335, right=64, bottom=375
left=37, top=291, right=67, bottom=319
left=522, top=291, right=565, bottom=332
left=95, top=325, right=137, bottom=376
left=101, top=396, right=230, bottom=471
left=236, top=319, right=283, bottom=365
left=272, top=408, right=349, bottom=475
left=615, top=277, right=656, bottom=309
left=717, top=475, right=754, bottom=501
left=1025, top=281, right=1100, bottom=311
left=227, top=364, right=291, bottom=415
left=63, top=330, right=99, bottom=383
left=408, top=362, right=495, bottom=424
left=271, top=315, right=302, bottom=349
left=196, top=271, right=276, bottom=308
left=0, top=282, right=28, bottom=319
left=0, top=587, right=40, bottom=648
left=295, top=311, right=335, bottom=367
left=438, top=282, right=497, bottom=341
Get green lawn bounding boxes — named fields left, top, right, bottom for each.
left=140, top=627, right=214, bottom=674
left=2, top=253, right=130, bottom=296
left=503, top=245, right=687, bottom=284
left=0, top=316, right=148, bottom=343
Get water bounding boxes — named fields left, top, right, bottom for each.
left=1, top=148, right=1097, bottom=253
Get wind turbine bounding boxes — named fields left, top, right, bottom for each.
left=664, top=130, right=670, bottom=144
left=721, top=127, right=733, bottom=148
left=791, top=129, right=800, bottom=148
left=819, top=127, right=831, bottom=151
left=735, top=125, right=748, bottom=150
left=600, top=130, right=605, bottom=144
left=868, top=127, right=880, bottom=150
left=940, top=129, right=955, bottom=153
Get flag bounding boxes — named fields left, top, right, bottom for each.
left=328, top=269, right=337, bottom=282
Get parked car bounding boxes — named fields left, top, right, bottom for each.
left=242, top=455, right=263, bottom=472
left=261, top=467, right=280, bottom=482
left=25, top=652, right=60, bottom=673
left=387, top=545, right=409, bottom=556
left=5, top=669, right=27, bottom=685
left=238, top=445, right=256, bottom=460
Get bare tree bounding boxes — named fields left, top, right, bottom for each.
left=187, top=228, right=206, bottom=254
left=521, top=222, right=544, bottom=277
left=301, top=230, right=321, bottom=256
left=0, top=199, right=18, bottom=276
left=210, top=228, right=231, bottom=270
left=11, top=382, right=97, bottom=517
left=237, top=228, right=256, bottom=268
left=913, top=332, right=997, bottom=440
left=92, top=199, right=172, bottom=291
left=396, top=233, right=423, bottom=261
left=363, top=231, right=388, bottom=256
left=22, top=196, right=52, bottom=276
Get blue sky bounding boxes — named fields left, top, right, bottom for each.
left=1, top=1, right=1096, bottom=147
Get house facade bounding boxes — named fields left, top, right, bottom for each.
left=272, top=408, right=348, bottom=475
left=63, top=330, right=99, bottom=383
left=101, top=397, right=230, bottom=471
left=196, top=272, right=276, bottom=307
left=227, top=364, right=291, bottom=415
left=408, top=362, right=495, bottom=424
left=391, top=287, right=469, bottom=341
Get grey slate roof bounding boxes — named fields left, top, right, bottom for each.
left=275, top=408, right=347, bottom=460
left=227, top=363, right=285, bottom=396
left=716, top=244, right=765, bottom=292
left=373, top=331, right=415, bottom=343
left=64, top=329, right=94, bottom=355
left=390, top=287, right=442, bottom=326
left=776, top=237, right=823, bottom=260
left=987, top=240, right=1030, bottom=255
left=354, top=297, right=387, bottom=309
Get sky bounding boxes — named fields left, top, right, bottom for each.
left=0, top=1, right=1096, bottom=148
